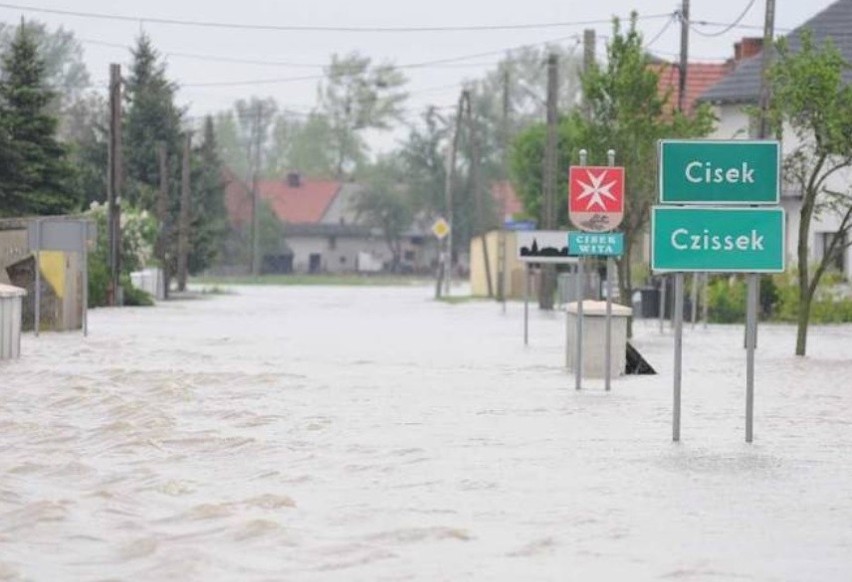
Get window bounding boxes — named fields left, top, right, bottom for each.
left=820, top=232, right=846, bottom=275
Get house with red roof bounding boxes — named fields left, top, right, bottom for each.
left=223, top=170, right=437, bottom=274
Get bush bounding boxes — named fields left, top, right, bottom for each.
left=772, top=271, right=852, bottom=323
left=707, top=276, right=747, bottom=323
left=707, top=271, right=852, bottom=324
left=85, top=202, right=157, bottom=307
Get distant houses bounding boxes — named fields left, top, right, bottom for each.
left=222, top=170, right=437, bottom=275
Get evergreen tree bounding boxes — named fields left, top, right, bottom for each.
left=0, top=21, right=77, bottom=216
left=188, top=116, right=227, bottom=274
left=124, top=33, right=183, bottom=211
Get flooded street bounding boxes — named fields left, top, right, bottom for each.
left=2, top=284, right=852, bottom=581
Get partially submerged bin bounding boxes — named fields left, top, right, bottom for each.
left=0, top=284, right=26, bottom=360
left=565, top=300, right=632, bottom=378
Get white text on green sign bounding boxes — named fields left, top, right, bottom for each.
left=568, top=232, right=624, bottom=256
left=659, top=140, right=780, bottom=204
left=652, top=207, right=785, bottom=273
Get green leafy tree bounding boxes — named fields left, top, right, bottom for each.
left=319, top=52, right=408, bottom=177
left=353, top=156, right=414, bottom=272
left=267, top=112, right=337, bottom=178
left=0, top=21, right=77, bottom=216
left=767, top=30, right=852, bottom=356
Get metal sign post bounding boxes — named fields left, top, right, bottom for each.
left=673, top=272, right=684, bottom=442
left=575, top=258, right=584, bottom=390
left=746, top=273, right=758, bottom=442
left=34, top=220, right=41, bottom=338
left=655, top=138, right=783, bottom=443
left=524, top=264, right=530, bottom=346
left=604, top=149, right=616, bottom=391
left=574, top=149, right=588, bottom=391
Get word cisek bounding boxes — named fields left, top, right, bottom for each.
left=685, top=161, right=755, bottom=184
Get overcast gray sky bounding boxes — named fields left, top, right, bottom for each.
left=0, top=0, right=838, bottom=141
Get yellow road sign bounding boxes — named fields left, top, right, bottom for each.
left=431, top=217, right=450, bottom=240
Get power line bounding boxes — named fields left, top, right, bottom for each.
left=689, top=0, right=758, bottom=37
left=0, top=3, right=674, bottom=33
left=646, top=12, right=678, bottom=48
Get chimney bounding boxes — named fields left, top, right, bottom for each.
left=735, top=37, right=763, bottom=62
left=286, top=171, right=301, bottom=188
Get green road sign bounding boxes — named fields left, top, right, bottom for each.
left=568, top=231, right=624, bottom=256
left=652, top=207, right=785, bottom=273
left=659, top=140, right=780, bottom=204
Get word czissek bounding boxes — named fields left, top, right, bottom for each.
left=670, top=228, right=765, bottom=251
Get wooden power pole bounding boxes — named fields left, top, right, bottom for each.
left=157, top=142, right=170, bottom=299
left=678, top=0, right=690, bottom=113
left=757, top=0, right=776, bottom=138
left=177, top=132, right=191, bottom=292
left=539, top=53, right=559, bottom=310
left=107, top=63, right=122, bottom=305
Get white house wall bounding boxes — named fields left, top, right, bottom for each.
left=284, top=235, right=439, bottom=274
left=709, top=103, right=851, bottom=277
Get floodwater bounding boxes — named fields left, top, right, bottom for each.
left=2, top=284, right=852, bottom=581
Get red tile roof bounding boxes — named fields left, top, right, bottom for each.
left=491, top=181, right=524, bottom=221
left=223, top=170, right=342, bottom=226
left=258, top=179, right=341, bottom=224
left=653, top=61, right=733, bottom=115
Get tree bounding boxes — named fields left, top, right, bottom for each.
left=234, top=95, right=277, bottom=183
left=0, top=21, right=91, bottom=121
left=319, top=52, right=407, bottom=177
left=0, top=21, right=77, bottom=216
left=353, top=157, right=414, bottom=272
left=64, top=92, right=108, bottom=208
left=124, top=33, right=183, bottom=211
left=576, top=15, right=712, bottom=325
left=188, top=116, right=227, bottom=274
left=267, top=112, right=336, bottom=178
left=767, top=30, right=852, bottom=356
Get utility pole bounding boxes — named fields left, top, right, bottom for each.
left=539, top=53, right=558, bottom=310
left=107, top=63, right=122, bottom=306
left=157, top=142, right=170, bottom=299
left=250, top=104, right=263, bottom=277
left=466, top=89, right=493, bottom=298
left=583, top=29, right=595, bottom=119
left=442, top=92, right=465, bottom=296
left=757, top=0, right=776, bottom=138
left=177, top=132, right=191, bottom=292
left=498, top=67, right=511, bottom=308
left=678, top=0, right=690, bottom=113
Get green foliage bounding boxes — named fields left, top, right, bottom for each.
left=353, top=157, right=414, bottom=272
left=320, top=52, right=407, bottom=177
left=767, top=29, right=852, bottom=354
left=0, top=21, right=91, bottom=119
left=706, top=273, right=852, bottom=324
left=707, top=277, right=747, bottom=323
left=120, top=274, right=154, bottom=306
left=510, top=115, right=584, bottom=226
left=85, top=202, right=157, bottom=307
left=124, top=33, right=183, bottom=211
left=0, top=21, right=78, bottom=216
left=188, top=116, right=227, bottom=275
